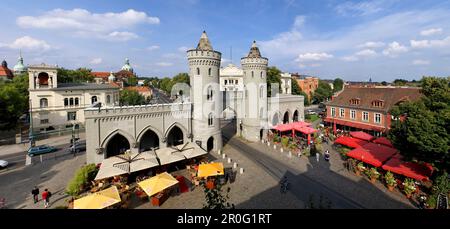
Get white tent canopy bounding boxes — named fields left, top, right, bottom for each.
left=95, top=150, right=159, bottom=180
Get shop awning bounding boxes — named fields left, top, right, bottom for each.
left=323, top=118, right=386, bottom=132
left=273, top=123, right=293, bottom=132
left=382, top=157, right=433, bottom=181
left=334, top=136, right=368, bottom=149
left=346, top=143, right=398, bottom=167
left=350, top=131, right=375, bottom=141
left=138, top=172, right=179, bottom=197
left=373, top=137, right=394, bottom=148
left=292, top=121, right=312, bottom=128
left=74, top=186, right=121, bottom=209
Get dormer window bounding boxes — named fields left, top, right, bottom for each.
left=350, top=98, right=360, bottom=105
left=372, top=100, right=384, bottom=108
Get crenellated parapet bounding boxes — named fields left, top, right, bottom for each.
left=84, top=102, right=192, bottom=119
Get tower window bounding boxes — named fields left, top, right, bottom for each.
left=196, top=68, right=200, bottom=75
left=208, top=113, right=214, bottom=126
left=251, top=71, right=254, bottom=78
left=208, top=68, right=211, bottom=76
left=207, top=86, right=213, bottom=101
left=260, top=72, right=263, bottom=78
left=40, top=98, right=48, bottom=108
left=260, top=86, right=264, bottom=98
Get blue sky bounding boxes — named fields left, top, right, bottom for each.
left=0, top=0, right=449, bottom=81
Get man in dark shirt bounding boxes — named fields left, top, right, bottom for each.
left=31, top=186, right=39, bottom=204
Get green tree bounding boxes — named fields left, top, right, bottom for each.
left=119, top=89, right=146, bottom=105
left=159, top=77, right=173, bottom=94
left=57, top=68, right=94, bottom=83
left=291, top=78, right=310, bottom=106
left=126, top=76, right=138, bottom=86
left=381, top=81, right=388, bottom=86
left=266, top=66, right=282, bottom=97
left=312, top=80, right=333, bottom=104
left=0, top=84, right=28, bottom=130
left=333, top=78, right=344, bottom=92
left=388, top=77, right=449, bottom=171
left=393, top=79, right=408, bottom=86
left=172, top=73, right=190, bottom=85
left=202, top=182, right=234, bottom=209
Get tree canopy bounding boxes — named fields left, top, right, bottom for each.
left=388, top=77, right=450, bottom=171
left=158, top=73, right=190, bottom=94
left=333, top=78, right=344, bottom=92
left=266, top=66, right=282, bottom=97
left=312, top=80, right=333, bottom=104
left=57, top=68, right=94, bottom=83
left=291, top=77, right=310, bottom=106
left=0, top=74, right=29, bottom=130
left=119, top=89, right=146, bottom=106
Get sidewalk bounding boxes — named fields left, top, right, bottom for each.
left=0, top=132, right=85, bottom=156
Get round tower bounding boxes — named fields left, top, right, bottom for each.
left=240, top=41, right=269, bottom=141
left=187, top=31, right=222, bottom=152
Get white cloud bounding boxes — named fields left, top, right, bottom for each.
left=341, top=56, right=359, bottom=62
left=293, top=15, right=305, bottom=29
left=410, top=36, right=450, bottom=49
left=155, top=62, right=173, bottom=67
left=295, top=52, right=333, bottom=62
left=0, top=36, right=51, bottom=51
left=146, top=45, right=160, bottom=51
left=17, top=9, right=159, bottom=41
left=335, top=1, right=384, bottom=16
left=420, top=28, right=443, bottom=36
left=105, top=31, right=139, bottom=41
left=356, top=49, right=377, bottom=57
left=382, top=41, right=408, bottom=57
left=358, top=41, right=385, bottom=49
left=412, top=59, right=430, bottom=65
left=178, top=46, right=191, bottom=52
left=89, top=58, right=102, bottom=65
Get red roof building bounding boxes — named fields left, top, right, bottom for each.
left=0, top=60, right=14, bottom=80
left=324, top=87, right=422, bottom=135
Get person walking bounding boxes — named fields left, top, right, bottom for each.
left=31, top=186, right=39, bottom=204
left=41, top=189, right=51, bottom=208
left=324, top=150, right=330, bottom=162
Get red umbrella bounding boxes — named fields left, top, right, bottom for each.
left=382, top=157, right=433, bottom=181
left=334, top=136, right=368, bottom=149
left=350, top=131, right=375, bottom=141
left=373, top=137, right=394, bottom=148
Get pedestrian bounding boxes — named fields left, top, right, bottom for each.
left=41, top=189, right=51, bottom=208
left=316, top=151, right=320, bottom=162
left=324, top=150, right=330, bottom=162
left=31, top=186, right=39, bottom=204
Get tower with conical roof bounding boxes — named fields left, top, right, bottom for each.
left=187, top=31, right=222, bottom=152
left=13, top=51, right=27, bottom=75
left=240, top=41, right=269, bottom=141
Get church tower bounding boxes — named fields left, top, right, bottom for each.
left=240, top=41, right=269, bottom=141
left=187, top=31, right=222, bottom=152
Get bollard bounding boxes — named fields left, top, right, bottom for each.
left=267, top=142, right=270, bottom=146
left=222, top=154, right=226, bottom=159
left=218, top=149, right=221, bottom=155
left=273, top=145, right=276, bottom=150
left=233, top=162, right=238, bottom=168
left=288, top=151, right=292, bottom=158
left=280, top=148, right=284, bottom=153
left=261, top=139, right=264, bottom=144
left=227, top=158, right=232, bottom=163
left=40, top=155, right=43, bottom=163
left=240, top=167, right=244, bottom=174
left=25, top=155, right=32, bottom=166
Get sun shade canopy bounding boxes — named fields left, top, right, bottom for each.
left=138, top=172, right=179, bottom=197
left=382, top=157, right=433, bottom=181
left=74, top=186, right=121, bottom=209
left=346, top=143, right=398, bottom=167
left=350, top=131, right=375, bottom=141
left=373, top=137, right=394, bottom=148
left=334, top=136, right=368, bottom=149
left=197, top=162, right=224, bottom=178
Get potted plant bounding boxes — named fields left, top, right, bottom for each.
left=402, top=178, right=416, bottom=198
left=384, top=171, right=397, bottom=191
left=356, top=162, right=365, bottom=176
left=368, top=167, right=380, bottom=183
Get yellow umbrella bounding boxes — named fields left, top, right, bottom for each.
left=138, top=172, right=179, bottom=197
left=74, top=186, right=121, bottom=209
left=197, top=162, right=224, bottom=178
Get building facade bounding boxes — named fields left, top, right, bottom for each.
left=323, top=87, right=422, bottom=136
left=84, top=32, right=305, bottom=163
left=292, top=73, right=319, bottom=99
left=0, top=60, right=14, bottom=81
left=28, top=64, right=120, bottom=133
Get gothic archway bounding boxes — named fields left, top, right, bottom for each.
left=293, top=110, right=299, bottom=122
left=166, top=125, right=184, bottom=147
left=272, top=113, right=279, bottom=126
left=283, top=111, right=290, bottom=124
left=139, top=129, right=160, bottom=152
left=207, top=136, right=214, bottom=152
left=106, top=133, right=130, bottom=158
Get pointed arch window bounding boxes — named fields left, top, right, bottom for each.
left=251, top=71, right=254, bottom=78
left=208, top=68, right=211, bottom=76
left=196, top=68, right=200, bottom=75
left=208, top=113, right=214, bottom=126
left=207, top=86, right=213, bottom=101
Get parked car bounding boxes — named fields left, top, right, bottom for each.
left=70, top=140, right=86, bottom=153
left=306, top=109, right=317, bottom=115
left=0, top=160, right=8, bottom=169
left=27, top=145, right=57, bottom=157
